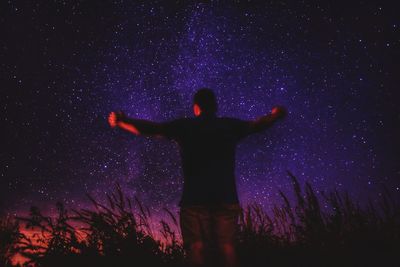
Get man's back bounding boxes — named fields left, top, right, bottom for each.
left=164, top=114, right=252, bottom=206
left=108, top=88, right=287, bottom=267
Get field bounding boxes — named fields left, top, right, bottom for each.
left=1, top=172, right=399, bottom=267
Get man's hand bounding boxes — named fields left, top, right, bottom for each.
left=249, top=105, right=287, bottom=133
left=108, top=111, right=125, bottom=128
left=107, top=112, right=160, bottom=136
left=271, top=106, right=287, bottom=119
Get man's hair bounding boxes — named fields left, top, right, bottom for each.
left=193, top=88, right=217, bottom=114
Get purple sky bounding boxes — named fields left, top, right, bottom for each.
left=1, top=1, right=399, bottom=218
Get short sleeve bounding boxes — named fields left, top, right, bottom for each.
left=162, top=118, right=187, bottom=141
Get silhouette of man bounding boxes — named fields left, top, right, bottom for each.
left=108, top=88, right=287, bottom=267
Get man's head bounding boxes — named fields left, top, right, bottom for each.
left=193, top=88, right=217, bottom=116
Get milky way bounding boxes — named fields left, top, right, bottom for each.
left=1, top=1, right=399, bottom=217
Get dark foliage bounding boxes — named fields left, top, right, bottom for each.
left=0, top=217, right=23, bottom=267
left=236, top=171, right=400, bottom=267
left=2, top=172, right=399, bottom=267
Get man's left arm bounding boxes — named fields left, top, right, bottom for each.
left=248, top=106, right=287, bottom=133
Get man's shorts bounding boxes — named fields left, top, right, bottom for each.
left=179, top=204, right=241, bottom=249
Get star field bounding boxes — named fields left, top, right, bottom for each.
left=1, top=1, right=399, bottom=218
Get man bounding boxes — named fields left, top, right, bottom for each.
left=108, top=88, right=287, bottom=267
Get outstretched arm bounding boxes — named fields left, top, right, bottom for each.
left=249, top=106, right=287, bottom=133
left=108, top=111, right=165, bottom=136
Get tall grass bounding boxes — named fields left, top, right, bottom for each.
left=2, top=172, right=399, bottom=267
left=236, top=172, right=400, bottom=266
left=0, top=216, right=23, bottom=267
left=15, top=185, right=184, bottom=267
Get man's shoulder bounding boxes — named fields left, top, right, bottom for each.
left=169, top=117, right=193, bottom=123
left=169, top=117, right=193, bottom=124
left=165, top=117, right=194, bottom=128
left=162, top=117, right=193, bottom=139
left=168, top=117, right=249, bottom=127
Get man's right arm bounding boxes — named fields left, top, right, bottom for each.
left=108, top=111, right=165, bottom=136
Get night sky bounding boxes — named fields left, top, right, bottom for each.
left=1, top=1, right=399, bottom=218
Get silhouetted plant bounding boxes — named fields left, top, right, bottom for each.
left=0, top=216, right=23, bottom=267
left=16, top=203, right=84, bottom=266
left=3, top=172, right=399, bottom=267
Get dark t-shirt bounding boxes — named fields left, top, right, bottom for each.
left=162, top=114, right=253, bottom=206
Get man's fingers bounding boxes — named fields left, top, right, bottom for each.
left=108, top=112, right=117, bottom=127
left=108, top=111, right=126, bottom=128
left=271, top=106, right=287, bottom=118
